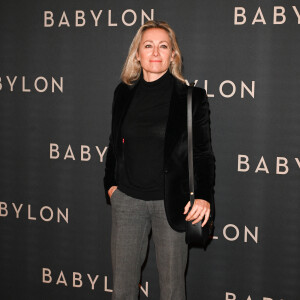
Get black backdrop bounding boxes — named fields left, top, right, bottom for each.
left=0, top=1, right=299, bottom=299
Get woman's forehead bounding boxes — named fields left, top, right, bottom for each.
left=141, top=28, right=170, bottom=42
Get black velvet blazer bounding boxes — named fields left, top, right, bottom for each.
left=103, top=74, right=216, bottom=232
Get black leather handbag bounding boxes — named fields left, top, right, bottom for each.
left=185, top=82, right=214, bottom=248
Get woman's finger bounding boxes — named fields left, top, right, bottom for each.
left=200, top=212, right=210, bottom=227
left=189, top=205, right=208, bottom=222
left=191, top=214, right=204, bottom=225
left=183, top=201, right=191, bottom=214
left=185, top=205, right=201, bottom=221
left=192, top=210, right=209, bottom=226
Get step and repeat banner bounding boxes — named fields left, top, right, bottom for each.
left=0, top=0, right=299, bottom=299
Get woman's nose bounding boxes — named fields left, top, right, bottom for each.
left=153, top=46, right=159, bottom=56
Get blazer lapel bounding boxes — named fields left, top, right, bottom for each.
left=114, top=82, right=138, bottom=157
left=115, top=76, right=188, bottom=163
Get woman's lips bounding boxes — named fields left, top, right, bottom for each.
left=150, top=60, right=162, bottom=62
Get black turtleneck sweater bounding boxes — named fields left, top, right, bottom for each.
left=117, top=69, right=174, bottom=200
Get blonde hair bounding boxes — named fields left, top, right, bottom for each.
left=121, top=20, right=185, bottom=85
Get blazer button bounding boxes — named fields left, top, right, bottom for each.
left=164, top=169, right=168, bottom=174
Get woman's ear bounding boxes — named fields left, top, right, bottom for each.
left=136, top=51, right=140, bottom=61
left=171, top=50, right=175, bottom=61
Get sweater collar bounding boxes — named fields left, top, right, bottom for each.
left=139, top=69, right=172, bottom=88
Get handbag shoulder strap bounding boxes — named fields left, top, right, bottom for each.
left=187, top=82, right=213, bottom=220
left=187, top=84, right=195, bottom=208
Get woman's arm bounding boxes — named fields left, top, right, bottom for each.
left=183, top=88, right=216, bottom=226
left=192, top=88, right=215, bottom=203
left=103, top=84, right=121, bottom=203
left=103, top=133, right=118, bottom=202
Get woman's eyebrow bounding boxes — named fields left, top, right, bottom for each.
left=143, top=40, right=169, bottom=44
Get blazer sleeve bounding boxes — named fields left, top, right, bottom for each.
left=192, top=88, right=216, bottom=206
left=103, top=84, right=120, bottom=203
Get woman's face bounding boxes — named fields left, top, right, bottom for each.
left=136, top=28, right=175, bottom=82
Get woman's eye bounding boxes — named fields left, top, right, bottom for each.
left=161, top=45, right=168, bottom=48
left=145, top=44, right=152, bottom=48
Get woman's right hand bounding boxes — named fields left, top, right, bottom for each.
left=108, top=186, right=118, bottom=198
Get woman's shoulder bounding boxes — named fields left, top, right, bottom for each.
left=111, top=81, right=136, bottom=111
left=174, top=77, right=207, bottom=100
left=193, top=86, right=207, bottom=99
left=113, top=80, right=136, bottom=96
left=114, top=81, right=128, bottom=93
left=178, top=80, right=209, bottom=112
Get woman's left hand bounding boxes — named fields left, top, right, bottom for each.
left=183, top=199, right=210, bottom=226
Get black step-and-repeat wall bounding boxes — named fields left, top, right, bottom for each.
left=1, top=1, right=299, bottom=299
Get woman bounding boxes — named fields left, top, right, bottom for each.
left=103, top=20, right=215, bottom=300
